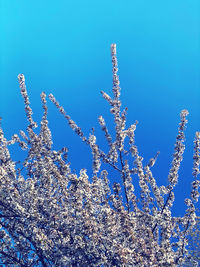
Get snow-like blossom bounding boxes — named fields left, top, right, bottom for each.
left=0, top=44, right=199, bottom=266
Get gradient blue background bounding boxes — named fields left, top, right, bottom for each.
left=0, top=0, right=200, bottom=217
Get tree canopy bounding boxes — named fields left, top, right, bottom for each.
left=0, top=44, right=199, bottom=266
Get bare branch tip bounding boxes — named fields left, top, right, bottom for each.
left=195, top=132, right=200, bottom=139
left=111, top=43, right=117, bottom=55
left=17, top=74, right=25, bottom=83
left=181, top=109, right=189, bottom=116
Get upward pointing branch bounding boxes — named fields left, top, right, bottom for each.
left=111, top=44, right=121, bottom=100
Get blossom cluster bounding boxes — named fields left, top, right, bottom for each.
left=0, top=45, right=199, bottom=266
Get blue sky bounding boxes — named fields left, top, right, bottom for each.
left=0, top=0, right=200, bottom=216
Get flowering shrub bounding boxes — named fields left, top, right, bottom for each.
left=0, top=44, right=199, bottom=266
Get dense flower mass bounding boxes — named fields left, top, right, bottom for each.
left=0, top=44, right=199, bottom=266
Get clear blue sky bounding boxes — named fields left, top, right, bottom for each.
left=0, top=0, right=200, bottom=216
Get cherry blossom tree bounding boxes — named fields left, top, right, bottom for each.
left=0, top=44, right=199, bottom=266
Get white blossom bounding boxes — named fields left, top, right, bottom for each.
left=0, top=44, right=199, bottom=266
